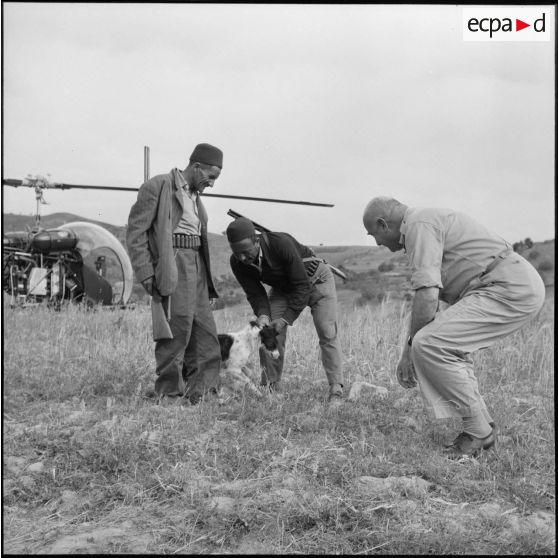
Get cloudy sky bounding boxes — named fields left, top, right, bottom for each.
left=2, top=3, right=555, bottom=245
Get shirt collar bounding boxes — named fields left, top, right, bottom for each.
left=173, top=168, right=197, bottom=197
left=247, top=243, right=263, bottom=272
left=399, top=207, right=412, bottom=249
left=253, top=244, right=263, bottom=272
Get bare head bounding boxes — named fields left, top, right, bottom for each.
left=362, top=197, right=408, bottom=252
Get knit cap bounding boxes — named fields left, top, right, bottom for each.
left=189, top=143, right=223, bottom=168
left=226, top=218, right=256, bottom=243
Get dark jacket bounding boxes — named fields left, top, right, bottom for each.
left=126, top=168, right=217, bottom=298
left=230, top=232, right=314, bottom=325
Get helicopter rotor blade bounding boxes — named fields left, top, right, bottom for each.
left=202, top=193, right=333, bottom=207
left=3, top=179, right=334, bottom=207
left=3, top=179, right=25, bottom=187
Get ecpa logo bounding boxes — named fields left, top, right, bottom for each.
left=463, top=7, right=552, bottom=42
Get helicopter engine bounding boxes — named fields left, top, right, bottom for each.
left=2, top=222, right=133, bottom=307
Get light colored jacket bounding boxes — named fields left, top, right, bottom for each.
left=126, top=168, right=218, bottom=298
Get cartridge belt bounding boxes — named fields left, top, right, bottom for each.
left=484, top=249, right=513, bottom=275
left=302, top=256, right=326, bottom=278
left=172, top=234, right=201, bottom=249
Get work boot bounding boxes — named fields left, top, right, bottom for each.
left=269, top=381, right=282, bottom=393
left=260, top=381, right=283, bottom=398
left=327, top=383, right=344, bottom=408
left=260, top=381, right=282, bottom=393
left=143, top=388, right=157, bottom=400
left=445, top=426, right=497, bottom=458
left=188, top=388, right=220, bottom=406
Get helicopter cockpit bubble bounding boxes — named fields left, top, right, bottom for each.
left=56, top=222, right=133, bottom=305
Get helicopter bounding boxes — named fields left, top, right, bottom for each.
left=2, top=146, right=336, bottom=308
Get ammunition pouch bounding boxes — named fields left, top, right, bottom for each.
left=303, top=257, right=326, bottom=282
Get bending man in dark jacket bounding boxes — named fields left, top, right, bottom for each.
left=226, top=217, right=344, bottom=405
left=126, top=143, right=223, bottom=404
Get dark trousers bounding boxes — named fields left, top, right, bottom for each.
left=154, top=248, right=221, bottom=397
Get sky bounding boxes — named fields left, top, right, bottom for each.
left=1, top=3, right=555, bottom=246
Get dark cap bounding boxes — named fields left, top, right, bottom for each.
left=226, top=218, right=256, bottom=243
left=189, top=143, right=223, bottom=169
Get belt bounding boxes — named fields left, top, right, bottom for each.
left=172, top=234, right=201, bottom=249
left=484, top=249, right=513, bottom=274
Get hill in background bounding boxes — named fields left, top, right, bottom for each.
left=3, top=212, right=554, bottom=305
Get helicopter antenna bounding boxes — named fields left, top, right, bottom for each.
left=35, top=184, right=42, bottom=229
left=27, top=175, right=50, bottom=230
left=144, top=146, right=150, bottom=182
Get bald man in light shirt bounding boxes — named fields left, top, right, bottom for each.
left=363, top=197, right=545, bottom=457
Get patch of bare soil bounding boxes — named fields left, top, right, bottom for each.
left=46, top=521, right=152, bottom=554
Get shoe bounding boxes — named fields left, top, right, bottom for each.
left=158, top=393, right=185, bottom=406
left=143, top=388, right=157, bottom=400
left=187, top=393, right=202, bottom=405
left=260, top=381, right=282, bottom=394
left=327, top=383, right=344, bottom=407
left=327, top=392, right=344, bottom=408
left=187, top=389, right=219, bottom=405
left=270, top=381, right=282, bottom=393
left=445, top=427, right=497, bottom=457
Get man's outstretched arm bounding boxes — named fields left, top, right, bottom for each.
left=396, top=286, right=439, bottom=388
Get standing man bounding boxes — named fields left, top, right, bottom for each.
left=362, top=197, right=545, bottom=456
left=225, top=217, right=344, bottom=406
left=126, top=143, right=223, bottom=404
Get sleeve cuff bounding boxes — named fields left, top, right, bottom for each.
left=410, top=267, right=443, bottom=290
left=136, top=265, right=155, bottom=284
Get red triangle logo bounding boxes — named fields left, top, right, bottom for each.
left=516, top=19, right=530, bottom=31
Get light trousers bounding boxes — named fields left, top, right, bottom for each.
left=411, top=253, right=545, bottom=419
left=260, top=263, right=344, bottom=387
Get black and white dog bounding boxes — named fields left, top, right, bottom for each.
left=217, top=321, right=280, bottom=398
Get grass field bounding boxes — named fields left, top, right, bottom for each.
left=2, top=292, right=555, bottom=554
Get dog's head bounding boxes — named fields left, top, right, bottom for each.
left=249, top=320, right=280, bottom=359
left=258, top=325, right=280, bottom=359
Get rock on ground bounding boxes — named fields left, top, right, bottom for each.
left=28, top=462, right=45, bottom=473
left=208, top=496, right=238, bottom=514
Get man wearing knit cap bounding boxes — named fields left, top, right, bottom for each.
left=226, top=217, right=344, bottom=406
left=127, top=143, right=223, bottom=405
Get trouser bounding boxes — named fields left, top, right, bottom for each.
left=154, top=248, right=221, bottom=397
left=260, top=263, right=343, bottom=386
left=410, top=253, right=545, bottom=419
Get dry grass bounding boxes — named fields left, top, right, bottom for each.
left=2, top=292, right=555, bottom=554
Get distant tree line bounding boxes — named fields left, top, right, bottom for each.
left=512, top=237, right=533, bottom=252
left=511, top=237, right=554, bottom=278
